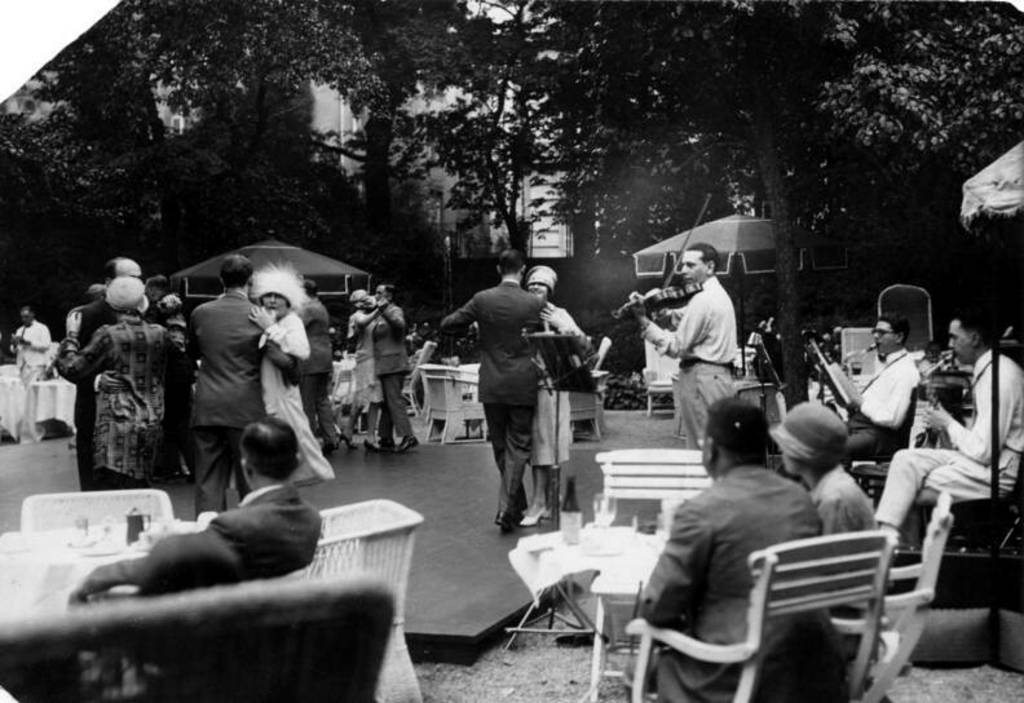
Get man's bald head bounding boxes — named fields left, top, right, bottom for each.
left=104, top=257, right=142, bottom=282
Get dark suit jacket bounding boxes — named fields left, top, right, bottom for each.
left=74, top=485, right=321, bottom=602
left=371, top=303, right=409, bottom=376
left=643, top=465, right=846, bottom=703
left=300, top=298, right=334, bottom=375
left=440, top=280, right=544, bottom=406
left=188, top=290, right=264, bottom=428
left=206, top=484, right=322, bottom=578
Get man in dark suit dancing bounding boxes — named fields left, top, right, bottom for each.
left=61, top=257, right=142, bottom=491
left=70, top=417, right=323, bottom=602
left=441, top=249, right=544, bottom=532
left=189, top=254, right=266, bottom=514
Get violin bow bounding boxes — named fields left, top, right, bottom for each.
left=664, top=192, right=713, bottom=289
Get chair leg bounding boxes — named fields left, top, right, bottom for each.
left=1000, top=516, right=1022, bottom=551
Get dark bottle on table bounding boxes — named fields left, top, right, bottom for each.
left=561, top=476, right=582, bottom=545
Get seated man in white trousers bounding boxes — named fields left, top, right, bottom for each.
left=875, top=311, right=1024, bottom=541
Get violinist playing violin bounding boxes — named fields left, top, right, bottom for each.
left=629, top=243, right=737, bottom=448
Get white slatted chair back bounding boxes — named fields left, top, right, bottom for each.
left=854, top=493, right=953, bottom=703
left=626, top=530, right=896, bottom=703
left=21, top=490, right=174, bottom=533
left=596, top=449, right=710, bottom=504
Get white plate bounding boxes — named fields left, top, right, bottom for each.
left=81, top=543, right=124, bottom=557
left=581, top=543, right=624, bottom=557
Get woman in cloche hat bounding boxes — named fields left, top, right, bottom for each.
left=249, top=264, right=335, bottom=485
left=520, top=265, right=591, bottom=526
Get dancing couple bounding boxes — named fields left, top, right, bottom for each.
left=191, top=255, right=334, bottom=514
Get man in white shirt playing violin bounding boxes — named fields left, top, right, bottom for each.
left=632, top=243, right=737, bottom=449
left=846, top=313, right=921, bottom=459
left=875, top=311, right=1024, bottom=541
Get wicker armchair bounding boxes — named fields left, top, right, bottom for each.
left=305, top=500, right=425, bottom=703
left=21, top=490, right=174, bottom=533
left=0, top=575, right=394, bottom=703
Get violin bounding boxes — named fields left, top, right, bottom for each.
left=611, top=282, right=703, bottom=319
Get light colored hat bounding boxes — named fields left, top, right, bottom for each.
left=769, top=401, right=848, bottom=468
left=525, top=265, right=557, bottom=294
left=349, top=288, right=369, bottom=304
left=250, top=264, right=307, bottom=311
left=105, top=276, right=147, bottom=313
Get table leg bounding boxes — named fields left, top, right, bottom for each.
left=589, top=596, right=605, bottom=703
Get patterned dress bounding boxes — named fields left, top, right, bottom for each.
left=58, top=316, right=168, bottom=482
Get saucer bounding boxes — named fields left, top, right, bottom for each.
left=81, top=542, right=123, bottom=557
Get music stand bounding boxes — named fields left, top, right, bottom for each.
left=504, top=333, right=598, bottom=651
left=527, top=332, right=595, bottom=529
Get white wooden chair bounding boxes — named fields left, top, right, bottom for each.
left=626, top=530, right=897, bottom=703
left=596, top=449, right=710, bottom=504
left=304, top=499, right=425, bottom=703
left=643, top=341, right=678, bottom=417
left=21, top=490, right=174, bottom=533
left=569, top=337, right=614, bottom=440
left=422, top=370, right=487, bottom=443
left=402, top=340, right=437, bottom=416
left=834, top=493, right=953, bottom=703
left=877, top=284, right=933, bottom=352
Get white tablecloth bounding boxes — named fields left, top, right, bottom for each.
left=0, top=376, right=26, bottom=440
left=0, top=522, right=199, bottom=621
left=508, top=526, right=664, bottom=604
left=22, top=378, right=77, bottom=443
left=0, top=377, right=76, bottom=443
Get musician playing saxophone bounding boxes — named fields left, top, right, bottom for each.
left=846, top=313, right=921, bottom=459
left=630, top=243, right=737, bottom=448
left=875, top=311, right=1024, bottom=542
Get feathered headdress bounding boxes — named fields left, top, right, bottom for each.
left=250, top=264, right=308, bottom=312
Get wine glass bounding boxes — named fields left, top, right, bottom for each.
left=593, top=493, right=617, bottom=529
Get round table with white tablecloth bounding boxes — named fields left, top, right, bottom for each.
left=21, top=378, right=77, bottom=443
left=0, top=376, right=26, bottom=441
left=0, top=522, right=200, bottom=621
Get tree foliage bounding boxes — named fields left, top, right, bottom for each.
left=2, top=0, right=1022, bottom=379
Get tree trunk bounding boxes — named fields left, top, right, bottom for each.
left=751, top=97, right=808, bottom=407
left=363, top=113, right=393, bottom=237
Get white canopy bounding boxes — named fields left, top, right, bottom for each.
left=960, top=141, right=1024, bottom=229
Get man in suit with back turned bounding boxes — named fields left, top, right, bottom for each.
left=189, top=254, right=266, bottom=514
left=61, top=257, right=142, bottom=491
left=440, top=249, right=544, bottom=532
left=69, top=417, right=322, bottom=602
left=642, top=398, right=846, bottom=702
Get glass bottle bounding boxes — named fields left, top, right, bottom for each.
left=561, top=476, right=582, bottom=545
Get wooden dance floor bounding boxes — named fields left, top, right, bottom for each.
left=0, top=428, right=625, bottom=664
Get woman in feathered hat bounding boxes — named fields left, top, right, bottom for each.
left=521, top=266, right=591, bottom=526
left=58, top=276, right=171, bottom=487
left=248, top=265, right=335, bottom=485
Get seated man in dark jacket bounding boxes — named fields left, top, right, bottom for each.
left=642, top=398, right=846, bottom=703
left=70, top=417, right=322, bottom=602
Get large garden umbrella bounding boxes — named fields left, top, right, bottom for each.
left=960, top=141, right=1024, bottom=670
left=632, top=215, right=847, bottom=375
left=170, top=239, right=371, bottom=299
left=632, top=214, right=847, bottom=279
